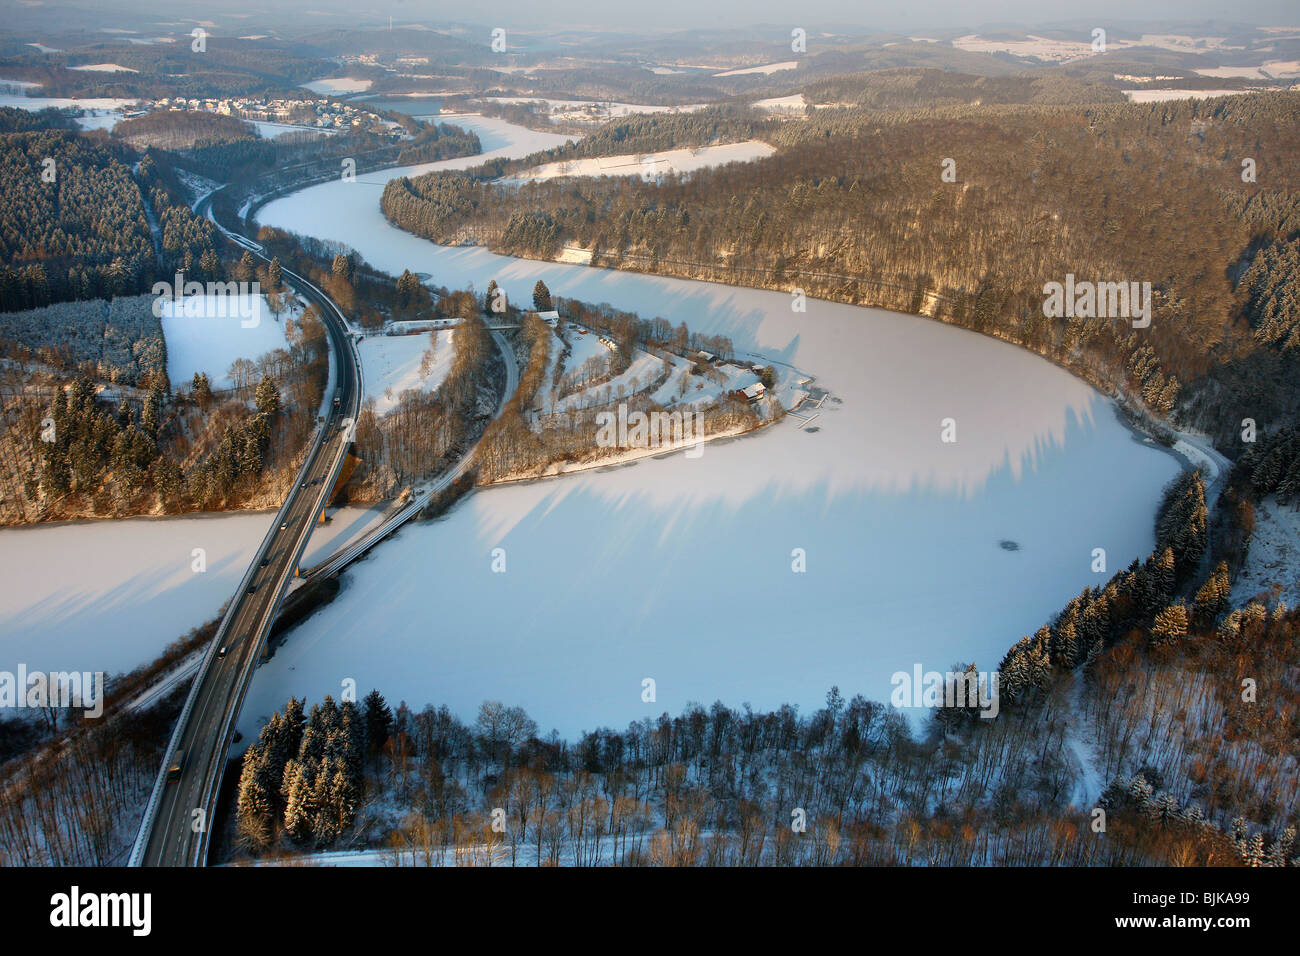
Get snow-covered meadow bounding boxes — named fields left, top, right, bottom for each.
left=479, top=97, right=709, bottom=125
left=301, top=78, right=373, bottom=95
left=358, top=329, right=455, bottom=416
left=159, top=293, right=293, bottom=391
left=241, top=115, right=1185, bottom=738
left=1122, top=89, right=1249, bottom=103
left=1230, top=497, right=1300, bottom=609
left=0, top=92, right=138, bottom=131
left=505, top=141, right=775, bottom=183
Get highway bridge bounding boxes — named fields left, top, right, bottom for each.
left=299, top=330, right=518, bottom=583
left=130, top=194, right=363, bottom=866
left=131, top=190, right=519, bottom=866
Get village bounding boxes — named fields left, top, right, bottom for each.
left=148, top=94, right=402, bottom=136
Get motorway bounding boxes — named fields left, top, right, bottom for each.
left=132, top=200, right=362, bottom=866
left=133, top=190, right=519, bottom=865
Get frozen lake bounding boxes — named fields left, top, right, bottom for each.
left=0, top=505, right=387, bottom=679
left=240, top=115, right=1184, bottom=737
left=0, top=115, right=1183, bottom=738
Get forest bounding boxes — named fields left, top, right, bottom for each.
left=0, top=41, right=330, bottom=100
left=798, top=68, right=1128, bottom=109
left=0, top=106, right=78, bottom=134
left=0, top=134, right=223, bottom=311
left=0, top=131, right=155, bottom=309
left=383, top=93, right=1300, bottom=450
left=395, top=122, right=483, bottom=165
left=0, top=294, right=165, bottom=385
left=112, top=110, right=257, bottom=151
left=221, top=586, right=1297, bottom=866
left=0, top=251, right=330, bottom=524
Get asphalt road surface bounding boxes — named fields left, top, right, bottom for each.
left=134, top=203, right=360, bottom=866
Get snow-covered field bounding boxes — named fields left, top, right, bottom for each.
left=243, top=115, right=1184, bottom=739
left=650, top=358, right=763, bottom=409
left=953, top=34, right=1095, bottom=62
left=69, top=63, right=138, bottom=73
left=0, top=93, right=137, bottom=112
left=563, top=328, right=611, bottom=374
left=553, top=348, right=662, bottom=412
left=753, top=94, right=807, bottom=113
left=160, top=293, right=293, bottom=391
left=301, top=77, right=373, bottom=95
left=251, top=121, right=332, bottom=140
left=1123, top=88, right=1250, bottom=103
left=358, top=329, right=455, bottom=415
left=506, top=141, right=775, bottom=183
left=954, top=32, right=1247, bottom=64
left=0, top=91, right=137, bottom=131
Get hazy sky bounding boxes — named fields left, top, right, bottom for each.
left=7, top=0, right=1297, bottom=37
left=371, top=0, right=1300, bottom=31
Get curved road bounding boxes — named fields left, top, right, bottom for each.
left=132, top=198, right=361, bottom=866
left=133, top=190, right=518, bottom=866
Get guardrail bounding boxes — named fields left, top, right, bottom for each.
left=186, top=262, right=360, bottom=866
left=127, top=395, right=331, bottom=866
left=129, top=229, right=357, bottom=867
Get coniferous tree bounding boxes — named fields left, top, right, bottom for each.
left=532, top=280, right=552, bottom=312
left=254, top=376, right=281, bottom=417
left=363, top=689, right=394, bottom=759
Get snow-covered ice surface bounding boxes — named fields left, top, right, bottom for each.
left=0, top=512, right=274, bottom=676
left=506, top=142, right=775, bottom=182
left=299, top=505, right=391, bottom=569
left=160, top=293, right=293, bottom=390
left=0, top=502, right=390, bottom=680
left=358, top=330, right=455, bottom=415
left=243, top=115, right=1185, bottom=739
